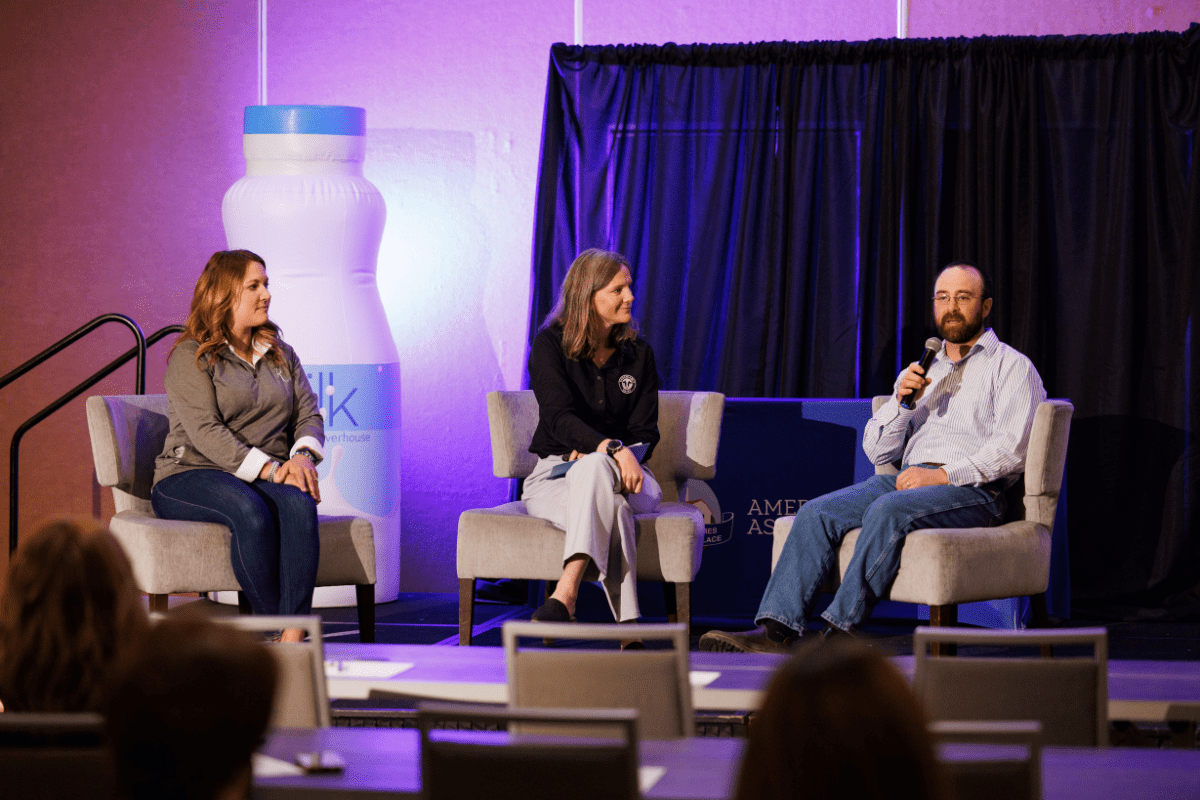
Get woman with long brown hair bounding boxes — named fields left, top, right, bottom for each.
left=151, top=250, right=323, bottom=641
left=105, top=614, right=277, bottom=800
left=734, top=639, right=952, bottom=800
left=522, top=248, right=662, bottom=632
left=0, top=518, right=149, bottom=712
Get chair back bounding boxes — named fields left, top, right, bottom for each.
left=930, top=720, right=1042, bottom=800
left=86, top=394, right=171, bottom=515
left=913, top=627, right=1107, bottom=747
left=417, top=701, right=639, bottom=800
left=0, top=712, right=115, bottom=800
left=1017, top=400, right=1073, bottom=529
left=486, top=390, right=724, bottom=496
left=218, top=615, right=331, bottom=727
left=871, top=397, right=1073, bottom=529
left=503, top=621, right=692, bottom=739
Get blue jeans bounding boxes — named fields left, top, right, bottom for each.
left=757, top=471, right=1005, bottom=632
left=151, top=469, right=320, bottom=616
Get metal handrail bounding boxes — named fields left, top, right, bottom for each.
left=0, top=313, right=145, bottom=394
left=3, top=318, right=184, bottom=553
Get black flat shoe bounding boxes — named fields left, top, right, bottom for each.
left=531, top=597, right=576, bottom=623
left=621, top=640, right=645, bottom=651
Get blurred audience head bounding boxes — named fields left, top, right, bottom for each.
left=734, top=638, right=951, bottom=800
left=104, top=612, right=277, bottom=800
left=0, top=517, right=148, bottom=712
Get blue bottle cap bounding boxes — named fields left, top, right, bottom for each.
left=244, top=105, right=365, bottom=135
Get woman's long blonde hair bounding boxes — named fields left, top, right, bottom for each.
left=171, top=249, right=284, bottom=369
left=544, top=248, right=638, bottom=360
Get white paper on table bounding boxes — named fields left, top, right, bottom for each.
left=639, top=766, right=667, bottom=792
left=689, top=670, right=720, bottom=687
left=253, top=753, right=307, bottom=777
left=324, top=660, right=414, bottom=679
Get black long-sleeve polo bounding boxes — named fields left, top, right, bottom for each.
left=527, top=325, right=660, bottom=461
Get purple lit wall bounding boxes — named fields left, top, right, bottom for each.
left=0, top=0, right=1192, bottom=589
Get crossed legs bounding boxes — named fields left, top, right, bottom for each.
left=523, top=452, right=661, bottom=622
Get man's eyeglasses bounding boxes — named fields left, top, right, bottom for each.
left=932, top=292, right=979, bottom=306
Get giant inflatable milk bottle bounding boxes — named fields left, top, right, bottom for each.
left=223, top=105, right=399, bottom=604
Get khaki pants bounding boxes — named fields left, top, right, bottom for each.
left=522, top=452, right=662, bottom=621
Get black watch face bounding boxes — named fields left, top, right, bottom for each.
left=607, top=440, right=623, bottom=455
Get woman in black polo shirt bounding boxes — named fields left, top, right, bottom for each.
left=523, top=249, right=662, bottom=629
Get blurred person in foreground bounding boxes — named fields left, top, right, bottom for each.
left=105, top=614, right=277, bottom=800
left=734, top=638, right=952, bottom=800
left=0, top=518, right=149, bottom=712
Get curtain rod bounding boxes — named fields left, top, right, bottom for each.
left=258, top=0, right=268, bottom=104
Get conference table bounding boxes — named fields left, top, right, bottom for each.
left=323, top=643, right=781, bottom=711
left=256, top=726, right=1200, bottom=800
left=322, top=643, right=1200, bottom=725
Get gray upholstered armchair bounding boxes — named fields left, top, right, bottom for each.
left=85, top=394, right=378, bottom=641
left=771, top=398, right=1073, bottom=636
left=456, top=390, right=724, bottom=645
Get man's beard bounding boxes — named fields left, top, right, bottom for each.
left=937, top=310, right=985, bottom=344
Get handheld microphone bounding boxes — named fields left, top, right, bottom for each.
left=899, top=337, right=942, bottom=410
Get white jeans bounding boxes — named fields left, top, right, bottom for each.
left=522, top=452, right=662, bottom=621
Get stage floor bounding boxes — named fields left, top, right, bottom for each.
left=172, top=589, right=1200, bottom=659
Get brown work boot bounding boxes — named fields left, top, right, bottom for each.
left=698, top=625, right=799, bottom=654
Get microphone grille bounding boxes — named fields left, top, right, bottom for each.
left=924, top=337, right=942, bottom=351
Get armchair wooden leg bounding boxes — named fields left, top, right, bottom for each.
left=1029, top=593, right=1054, bottom=656
left=675, top=582, right=690, bottom=631
left=661, top=582, right=691, bottom=629
left=459, top=578, right=476, bottom=646
left=356, top=584, right=376, bottom=643
left=1030, top=592, right=1050, bottom=627
left=148, top=594, right=169, bottom=614
left=663, top=581, right=678, bottom=623
left=928, top=604, right=958, bottom=656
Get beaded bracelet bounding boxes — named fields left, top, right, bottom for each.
left=295, top=447, right=321, bottom=466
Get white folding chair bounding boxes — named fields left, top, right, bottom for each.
left=417, top=701, right=639, bottom=800
left=914, top=627, right=1108, bottom=747
left=931, top=720, right=1043, bottom=800
left=218, top=615, right=331, bottom=728
left=503, top=621, right=692, bottom=739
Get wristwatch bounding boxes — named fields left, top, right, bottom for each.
left=605, top=439, right=624, bottom=457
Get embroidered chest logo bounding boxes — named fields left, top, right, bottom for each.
left=618, top=374, right=637, bottom=394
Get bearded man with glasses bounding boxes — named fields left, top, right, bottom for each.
left=701, top=261, right=1046, bottom=652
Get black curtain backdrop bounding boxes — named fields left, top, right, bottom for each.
left=530, top=27, right=1200, bottom=615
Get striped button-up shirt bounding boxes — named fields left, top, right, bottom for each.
left=863, top=329, right=1046, bottom=487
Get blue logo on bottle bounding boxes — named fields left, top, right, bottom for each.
left=306, top=363, right=401, bottom=431
left=304, top=362, right=401, bottom=517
